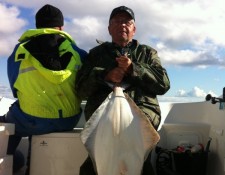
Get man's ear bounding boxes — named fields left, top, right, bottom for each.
left=132, top=26, right=136, bottom=36
left=108, top=26, right=112, bottom=36
left=54, top=26, right=63, bottom=30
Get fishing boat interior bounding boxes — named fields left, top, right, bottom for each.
left=0, top=87, right=225, bottom=175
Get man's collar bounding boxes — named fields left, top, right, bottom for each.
left=112, top=40, right=133, bottom=49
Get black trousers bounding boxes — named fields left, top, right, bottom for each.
left=80, top=153, right=155, bottom=175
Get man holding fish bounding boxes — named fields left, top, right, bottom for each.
left=76, top=5, right=170, bottom=175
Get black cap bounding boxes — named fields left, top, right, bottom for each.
left=35, top=4, right=64, bottom=28
left=109, top=6, right=135, bottom=21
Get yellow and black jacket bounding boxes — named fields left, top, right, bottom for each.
left=7, top=29, right=87, bottom=136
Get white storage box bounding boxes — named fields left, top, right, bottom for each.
left=157, top=123, right=210, bottom=149
left=0, top=123, right=15, bottom=157
left=0, top=155, right=13, bottom=175
left=30, top=129, right=88, bottom=175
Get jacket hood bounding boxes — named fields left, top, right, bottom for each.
left=18, top=28, right=78, bottom=84
left=30, top=56, right=77, bottom=84
left=19, top=28, right=75, bottom=44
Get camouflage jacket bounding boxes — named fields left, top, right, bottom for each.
left=75, top=39, right=170, bottom=129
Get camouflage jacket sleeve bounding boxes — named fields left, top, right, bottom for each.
left=125, top=44, right=170, bottom=95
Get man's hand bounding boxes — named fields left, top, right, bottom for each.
left=104, top=56, right=132, bottom=83
left=116, top=56, right=132, bottom=73
left=104, top=67, right=125, bottom=83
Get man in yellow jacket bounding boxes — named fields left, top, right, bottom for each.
left=0, top=4, right=87, bottom=174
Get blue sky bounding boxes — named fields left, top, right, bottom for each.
left=0, top=0, right=224, bottom=102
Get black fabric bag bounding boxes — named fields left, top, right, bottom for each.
left=156, top=146, right=208, bottom=175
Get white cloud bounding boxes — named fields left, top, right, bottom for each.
left=187, top=86, right=207, bottom=97
left=158, top=86, right=220, bottom=103
left=1, top=0, right=225, bottom=67
left=177, top=89, right=187, bottom=96
left=0, top=4, right=26, bottom=33
left=0, top=3, right=27, bottom=56
left=65, top=16, right=109, bottom=50
left=176, top=86, right=218, bottom=98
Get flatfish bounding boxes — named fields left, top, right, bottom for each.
left=80, top=86, right=160, bottom=175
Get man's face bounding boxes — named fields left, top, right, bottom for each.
left=108, top=12, right=136, bottom=45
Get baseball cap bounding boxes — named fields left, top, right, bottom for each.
left=109, top=6, right=135, bottom=21
left=35, top=4, right=64, bottom=28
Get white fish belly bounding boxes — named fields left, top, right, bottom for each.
left=81, top=87, right=160, bottom=175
